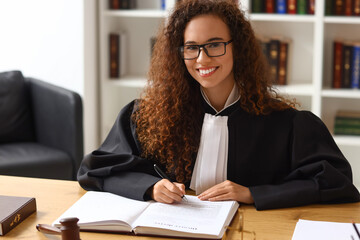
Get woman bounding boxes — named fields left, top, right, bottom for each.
left=78, top=0, right=359, bottom=210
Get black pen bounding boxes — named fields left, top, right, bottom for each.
left=153, top=164, right=188, bottom=202
left=353, top=221, right=360, bottom=239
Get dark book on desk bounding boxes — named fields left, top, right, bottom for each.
left=0, top=195, right=36, bottom=235
left=53, top=191, right=239, bottom=239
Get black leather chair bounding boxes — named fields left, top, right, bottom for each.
left=0, top=70, right=83, bottom=180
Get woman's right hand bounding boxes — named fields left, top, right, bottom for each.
left=149, top=179, right=186, bottom=204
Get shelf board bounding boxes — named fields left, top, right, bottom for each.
left=322, top=89, right=360, bottom=99
left=334, top=135, right=360, bottom=146
left=106, top=76, right=147, bottom=88
left=249, top=14, right=315, bottom=22
left=103, top=9, right=167, bottom=18
left=273, top=84, right=314, bottom=96
left=324, top=16, right=360, bottom=25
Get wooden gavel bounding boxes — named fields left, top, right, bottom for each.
left=36, top=217, right=81, bottom=240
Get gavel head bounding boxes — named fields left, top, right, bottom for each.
left=59, top=217, right=81, bottom=240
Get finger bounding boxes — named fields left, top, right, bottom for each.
left=173, top=182, right=186, bottom=195
left=198, top=185, right=227, bottom=200
left=163, top=181, right=185, bottom=197
left=208, top=193, right=232, bottom=201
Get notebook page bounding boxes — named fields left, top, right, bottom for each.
left=53, top=191, right=151, bottom=229
left=292, top=219, right=360, bottom=240
left=133, top=195, right=238, bottom=236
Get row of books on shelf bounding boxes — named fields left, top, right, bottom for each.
left=108, top=0, right=180, bottom=10
left=258, top=36, right=291, bottom=85
left=332, top=40, right=360, bottom=89
left=334, top=111, right=360, bottom=136
left=325, top=0, right=360, bottom=16
left=251, top=0, right=315, bottom=15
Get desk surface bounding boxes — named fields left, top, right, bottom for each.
left=1, top=175, right=360, bottom=240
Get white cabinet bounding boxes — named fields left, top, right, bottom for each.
left=94, top=0, right=360, bottom=188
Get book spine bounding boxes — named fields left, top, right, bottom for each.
left=334, top=126, right=360, bottom=136
left=354, top=0, right=360, bottom=16
left=297, top=0, right=307, bottom=14
left=0, top=198, right=36, bottom=236
left=252, top=0, right=264, bottom=13
left=351, top=44, right=360, bottom=89
left=277, top=0, right=287, bottom=14
left=335, top=0, right=344, bottom=15
left=109, top=33, right=119, bottom=78
left=342, top=43, right=353, bottom=88
left=277, top=41, right=288, bottom=85
left=120, top=0, right=130, bottom=9
left=332, top=40, right=343, bottom=89
left=266, top=0, right=275, bottom=13
left=287, top=0, right=297, bottom=14
left=325, top=0, right=333, bottom=15
left=345, top=0, right=353, bottom=15
left=268, top=39, right=280, bottom=84
left=335, top=117, right=360, bottom=127
left=109, top=0, right=120, bottom=9
left=308, top=0, right=315, bottom=14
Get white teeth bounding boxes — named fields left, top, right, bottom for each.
left=199, top=67, right=216, bottom=75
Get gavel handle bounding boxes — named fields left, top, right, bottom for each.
left=36, top=224, right=62, bottom=235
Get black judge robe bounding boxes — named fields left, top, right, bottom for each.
left=78, top=98, right=360, bottom=210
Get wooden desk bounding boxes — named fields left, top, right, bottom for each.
left=1, top=175, right=359, bottom=240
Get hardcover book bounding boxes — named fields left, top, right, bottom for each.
left=332, top=40, right=343, bottom=89
left=297, top=0, right=307, bottom=14
left=351, top=44, right=360, bottom=89
left=278, top=40, right=289, bottom=85
left=53, top=191, right=239, bottom=239
left=0, top=195, right=36, bottom=236
left=265, top=0, right=275, bottom=13
left=342, top=42, right=354, bottom=88
left=287, top=0, right=297, bottom=14
left=276, top=0, right=287, bottom=14
left=109, top=33, right=119, bottom=78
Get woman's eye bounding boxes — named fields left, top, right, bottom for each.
left=208, top=42, right=221, bottom=48
left=185, top=46, right=199, bottom=51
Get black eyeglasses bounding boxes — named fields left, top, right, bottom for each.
left=179, top=40, right=233, bottom=60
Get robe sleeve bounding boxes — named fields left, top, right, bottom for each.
left=249, top=111, right=360, bottom=210
left=77, top=100, right=161, bottom=201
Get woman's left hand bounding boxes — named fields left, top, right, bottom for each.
left=197, top=180, right=254, bottom=204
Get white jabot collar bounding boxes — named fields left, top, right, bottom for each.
left=200, top=84, right=240, bottom=115
left=190, top=113, right=229, bottom=194
left=190, top=85, right=240, bottom=194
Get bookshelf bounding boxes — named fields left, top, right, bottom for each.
left=91, top=0, right=360, bottom=188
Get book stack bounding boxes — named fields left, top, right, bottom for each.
left=251, top=0, right=315, bottom=15
left=325, top=0, right=360, bottom=16
left=109, top=0, right=136, bottom=9
left=109, top=32, right=127, bottom=79
left=332, top=40, right=360, bottom=89
left=258, top=36, right=291, bottom=85
left=334, top=111, right=360, bottom=136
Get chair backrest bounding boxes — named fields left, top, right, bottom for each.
left=28, top=77, right=84, bottom=179
left=0, top=71, right=35, bottom=143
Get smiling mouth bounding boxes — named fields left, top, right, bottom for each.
left=197, top=67, right=218, bottom=77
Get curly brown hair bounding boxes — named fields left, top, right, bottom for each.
left=133, top=0, right=296, bottom=183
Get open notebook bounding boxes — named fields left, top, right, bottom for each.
left=53, top=191, right=239, bottom=239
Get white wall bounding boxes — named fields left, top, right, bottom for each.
left=0, top=0, right=84, bottom=95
